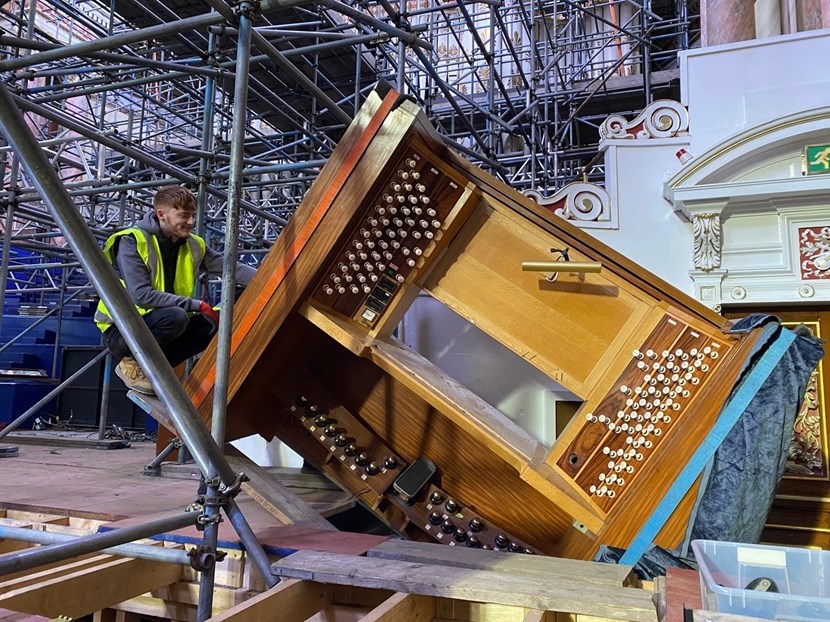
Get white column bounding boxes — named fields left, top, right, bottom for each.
left=754, top=0, right=782, bottom=38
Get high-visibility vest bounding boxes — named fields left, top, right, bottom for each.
left=95, top=228, right=206, bottom=332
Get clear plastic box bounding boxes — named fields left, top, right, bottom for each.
left=692, top=540, right=830, bottom=621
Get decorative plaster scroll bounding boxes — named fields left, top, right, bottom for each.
left=692, top=212, right=722, bottom=272
left=525, top=182, right=612, bottom=225
left=600, top=99, right=689, bottom=140
left=798, top=226, right=830, bottom=280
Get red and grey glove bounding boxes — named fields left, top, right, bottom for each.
left=198, top=300, right=220, bottom=324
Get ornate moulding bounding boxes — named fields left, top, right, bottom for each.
left=599, top=99, right=689, bottom=140
left=663, top=107, right=830, bottom=308
left=784, top=320, right=827, bottom=480
left=525, top=182, right=615, bottom=229
left=799, top=226, right=830, bottom=281
left=692, top=212, right=722, bottom=272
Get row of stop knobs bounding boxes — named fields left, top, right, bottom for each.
left=295, top=396, right=398, bottom=476
left=426, top=490, right=532, bottom=553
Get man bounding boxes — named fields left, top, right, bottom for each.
left=95, top=185, right=257, bottom=394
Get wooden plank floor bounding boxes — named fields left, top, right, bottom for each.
left=0, top=437, right=201, bottom=520
left=3, top=435, right=750, bottom=622
left=0, top=433, right=375, bottom=555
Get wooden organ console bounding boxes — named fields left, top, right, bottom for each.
left=179, top=85, right=766, bottom=560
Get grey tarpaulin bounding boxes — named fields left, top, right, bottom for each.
left=594, top=315, right=824, bottom=578
left=683, top=315, right=823, bottom=548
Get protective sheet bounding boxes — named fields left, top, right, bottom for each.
left=594, top=316, right=825, bottom=579
left=594, top=543, right=699, bottom=577
left=685, top=316, right=824, bottom=547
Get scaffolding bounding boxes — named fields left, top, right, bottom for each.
left=0, top=0, right=699, bottom=290
left=0, top=0, right=701, bottom=444
left=0, top=1, right=699, bottom=616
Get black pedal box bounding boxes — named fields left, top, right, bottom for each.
left=392, top=457, right=436, bottom=504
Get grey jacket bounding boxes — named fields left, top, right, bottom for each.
left=111, top=210, right=257, bottom=313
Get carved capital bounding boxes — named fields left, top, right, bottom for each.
left=693, top=212, right=722, bottom=272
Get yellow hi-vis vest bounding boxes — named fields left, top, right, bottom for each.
left=95, top=228, right=206, bottom=332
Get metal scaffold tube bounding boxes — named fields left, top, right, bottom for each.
left=198, top=3, right=257, bottom=618
left=0, top=510, right=199, bottom=576
left=195, top=27, right=219, bottom=240
left=9, top=93, right=289, bottom=228
left=0, top=11, right=226, bottom=73
left=0, top=79, right=277, bottom=587
left=0, top=525, right=194, bottom=567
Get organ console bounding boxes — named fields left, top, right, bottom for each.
left=177, top=83, right=769, bottom=560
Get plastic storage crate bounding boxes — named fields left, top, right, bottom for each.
left=692, top=539, right=830, bottom=621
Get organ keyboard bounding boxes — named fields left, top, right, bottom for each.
left=179, top=84, right=767, bottom=560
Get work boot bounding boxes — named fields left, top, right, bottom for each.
left=115, top=356, right=154, bottom=395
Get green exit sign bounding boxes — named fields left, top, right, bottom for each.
left=804, top=144, right=830, bottom=175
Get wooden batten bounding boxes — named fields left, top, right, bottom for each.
left=208, top=579, right=335, bottom=621
left=0, top=555, right=182, bottom=619
left=224, top=450, right=335, bottom=531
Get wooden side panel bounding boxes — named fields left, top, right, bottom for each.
left=0, top=556, right=181, bottom=619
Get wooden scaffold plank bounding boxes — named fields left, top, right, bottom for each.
left=272, top=551, right=657, bottom=622
left=366, top=539, right=635, bottom=587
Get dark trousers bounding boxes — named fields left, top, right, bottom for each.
left=104, top=307, right=216, bottom=368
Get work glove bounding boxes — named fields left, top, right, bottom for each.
left=198, top=300, right=220, bottom=324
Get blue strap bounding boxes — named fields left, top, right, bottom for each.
left=618, top=327, right=796, bottom=566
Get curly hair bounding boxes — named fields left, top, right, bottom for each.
left=154, top=185, right=197, bottom=212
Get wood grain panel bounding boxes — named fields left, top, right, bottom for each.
left=281, top=315, right=575, bottom=550
left=573, top=322, right=733, bottom=513
left=432, top=142, right=728, bottom=330
left=424, top=203, right=645, bottom=394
